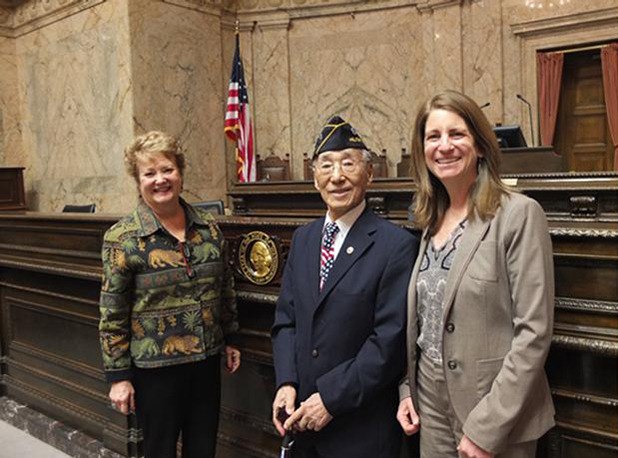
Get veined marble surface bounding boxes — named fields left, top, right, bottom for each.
left=288, top=7, right=422, bottom=178
left=128, top=0, right=228, bottom=208
left=0, top=35, right=23, bottom=167
left=15, top=0, right=134, bottom=212
left=0, top=396, right=124, bottom=458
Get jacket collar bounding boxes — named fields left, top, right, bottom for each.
left=313, top=207, right=377, bottom=309
left=135, top=198, right=208, bottom=237
left=440, top=215, right=491, bottom=322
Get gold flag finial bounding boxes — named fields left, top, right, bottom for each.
left=235, top=19, right=239, bottom=34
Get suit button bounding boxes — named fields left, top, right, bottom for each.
left=446, top=323, right=455, bottom=333
left=447, top=360, right=457, bottom=370
left=312, top=349, right=318, bottom=358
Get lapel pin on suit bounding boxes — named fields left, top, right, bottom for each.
left=346, top=246, right=354, bottom=255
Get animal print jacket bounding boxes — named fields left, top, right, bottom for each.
left=99, top=199, right=238, bottom=382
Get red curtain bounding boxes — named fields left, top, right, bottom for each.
left=601, top=43, right=618, bottom=171
left=537, top=52, right=564, bottom=146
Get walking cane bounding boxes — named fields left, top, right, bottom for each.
left=279, top=430, right=295, bottom=458
left=277, top=408, right=295, bottom=457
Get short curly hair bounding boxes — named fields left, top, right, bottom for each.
left=124, top=131, right=186, bottom=184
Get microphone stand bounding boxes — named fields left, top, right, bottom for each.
left=516, top=94, right=534, bottom=146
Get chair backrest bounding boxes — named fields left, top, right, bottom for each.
left=257, top=153, right=290, bottom=181
left=62, top=204, right=96, bottom=213
left=193, top=200, right=224, bottom=215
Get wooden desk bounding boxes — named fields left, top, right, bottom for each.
left=501, top=146, right=564, bottom=174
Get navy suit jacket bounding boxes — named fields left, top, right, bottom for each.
left=272, top=207, right=419, bottom=457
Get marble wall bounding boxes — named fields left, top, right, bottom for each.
left=287, top=7, right=423, bottom=178
left=128, top=0, right=228, bottom=208
left=0, top=0, right=617, bottom=211
left=1, top=0, right=230, bottom=213
left=235, top=0, right=618, bottom=178
left=12, top=0, right=134, bottom=211
left=0, top=34, right=23, bottom=169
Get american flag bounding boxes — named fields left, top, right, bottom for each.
left=224, top=33, right=255, bottom=183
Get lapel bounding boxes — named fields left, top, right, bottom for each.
left=407, top=229, right=429, bottom=314
left=440, top=216, right=491, bottom=324
left=306, top=217, right=326, bottom=307
left=314, top=209, right=377, bottom=311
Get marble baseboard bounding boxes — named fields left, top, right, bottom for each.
left=0, top=396, right=124, bottom=458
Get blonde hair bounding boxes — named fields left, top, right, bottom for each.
left=410, top=90, right=509, bottom=235
left=124, top=131, right=186, bottom=183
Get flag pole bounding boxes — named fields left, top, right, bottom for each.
left=224, top=17, right=255, bottom=183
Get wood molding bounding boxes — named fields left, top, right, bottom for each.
left=555, top=297, right=618, bottom=315
left=10, top=341, right=103, bottom=381
left=511, top=6, right=618, bottom=38
left=551, top=334, right=618, bottom=357
left=552, top=387, right=618, bottom=408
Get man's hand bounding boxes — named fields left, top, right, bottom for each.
left=284, top=392, right=332, bottom=433
left=225, top=345, right=241, bottom=373
left=109, top=380, right=135, bottom=415
left=272, top=385, right=297, bottom=436
left=457, top=435, right=494, bottom=458
left=396, top=396, right=420, bottom=436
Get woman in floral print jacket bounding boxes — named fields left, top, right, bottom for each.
left=99, top=131, right=240, bottom=458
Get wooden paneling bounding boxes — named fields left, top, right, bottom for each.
left=0, top=213, right=138, bottom=457
left=555, top=50, right=614, bottom=172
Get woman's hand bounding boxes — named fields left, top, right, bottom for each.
left=457, top=435, right=494, bottom=458
left=109, top=380, right=135, bottom=415
left=396, top=396, right=420, bottom=435
left=225, top=345, right=241, bottom=373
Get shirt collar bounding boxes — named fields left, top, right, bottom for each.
left=136, top=198, right=209, bottom=237
left=323, top=200, right=366, bottom=232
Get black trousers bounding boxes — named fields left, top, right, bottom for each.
left=132, top=356, right=221, bottom=458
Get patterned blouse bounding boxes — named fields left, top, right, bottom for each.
left=99, top=199, right=238, bottom=382
left=416, top=220, right=467, bottom=363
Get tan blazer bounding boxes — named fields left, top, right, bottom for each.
left=399, top=192, right=555, bottom=453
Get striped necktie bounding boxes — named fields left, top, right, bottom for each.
left=320, top=222, right=340, bottom=291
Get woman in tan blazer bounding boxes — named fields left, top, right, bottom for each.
left=397, top=90, right=555, bottom=458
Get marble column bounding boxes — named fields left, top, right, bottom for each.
left=128, top=0, right=227, bottom=206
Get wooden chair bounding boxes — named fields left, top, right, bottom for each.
left=397, top=151, right=412, bottom=177
left=371, top=151, right=388, bottom=178
left=303, top=153, right=314, bottom=180
left=257, top=153, right=290, bottom=181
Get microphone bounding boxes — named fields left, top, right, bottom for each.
left=516, top=94, right=534, bottom=146
left=479, top=102, right=490, bottom=109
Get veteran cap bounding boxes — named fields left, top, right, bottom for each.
left=313, top=116, right=368, bottom=159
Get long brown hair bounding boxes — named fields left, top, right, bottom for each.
left=410, top=90, right=510, bottom=235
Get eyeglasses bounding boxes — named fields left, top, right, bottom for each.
left=313, top=158, right=364, bottom=176
left=178, top=241, right=195, bottom=279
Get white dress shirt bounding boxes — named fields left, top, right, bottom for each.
left=322, top=200, right=366, bottom=261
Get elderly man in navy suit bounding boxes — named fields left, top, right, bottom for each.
left=271, top=116, right=419, bottom=458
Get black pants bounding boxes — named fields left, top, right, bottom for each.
left=132, top=356, right=221, bottom=458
